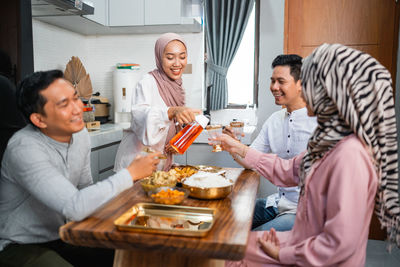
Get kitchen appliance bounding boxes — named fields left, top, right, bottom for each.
left=31, top=0, right=94, bottom=17
left=113, top=66, right=142, bottom=127
left=91, top=94, right=110, bottom=124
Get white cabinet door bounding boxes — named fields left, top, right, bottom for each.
left=84, top=0, right=108, bottom=25
left=186, top=144, right=242, bottom=168
left=90, top=150, right=100, bottom=183
left=109, top=0, right=145, bottom=26
left=91, top=142, right=120, bottom=183
left=144, top=0, right=181, bottom=25
left=173, top=153, right=187, bottom=165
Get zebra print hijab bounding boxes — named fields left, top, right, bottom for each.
left=300, top=43, right=399, bottom=246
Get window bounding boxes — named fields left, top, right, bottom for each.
left=226, top=1, right=258, bottom=107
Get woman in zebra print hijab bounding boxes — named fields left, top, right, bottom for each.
left=301, top=43, right=399, bottom=246
left=218, top=43, right=399, bottom=266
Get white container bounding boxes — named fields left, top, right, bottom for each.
left=113, top=67, right=142, bottom=125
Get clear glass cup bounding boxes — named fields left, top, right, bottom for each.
left=141, top=146, right=167, bottom=171
left=230, top=121, right=244, bottom=141
left=206, top=125, right=223, bottom=152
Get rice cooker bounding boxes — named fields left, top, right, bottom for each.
left=91, top=94, right=110, bottom=124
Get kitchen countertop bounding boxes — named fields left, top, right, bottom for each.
left=88, top=123, right=125, bottom=148
left=88, top=123, right=257, bottom=149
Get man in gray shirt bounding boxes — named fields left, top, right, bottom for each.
left=0, top=70, right=160, bottom=267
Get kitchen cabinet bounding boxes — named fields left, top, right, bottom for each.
left=174, top=153, right=187, bottom=165
left=108, top=0, right=144, bottom=26
left=186, top=144, right=242, bottom=168
left=173, top=145, right=240, bottom=167
left=144, top=0, right=181, bottom=25
left=109, top=0, right=191, bottom=26
left=33, top=0, right=201, bottom=35
left=84, top=0, right=108, bottom=25
left=90, top=141, right=120, bottom=183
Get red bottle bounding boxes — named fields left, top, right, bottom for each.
left=170, top=115, right=209, bottom=154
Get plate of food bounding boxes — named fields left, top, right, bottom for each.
left=147, top=186, right=189, bottom=205
left=114, top=203, right=215, bottom=237
left=140, top=169, right=179, bottom=192
left=171, top=166, right=198, bottom=182
left=182, top=171, right=233, bottom=200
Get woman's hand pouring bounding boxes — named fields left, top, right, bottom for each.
left=168, top=106, right=202, bottom=125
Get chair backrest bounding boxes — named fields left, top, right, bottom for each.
left=0, top=75, right=27, bottom=165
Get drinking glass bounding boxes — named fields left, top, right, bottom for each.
left=205, top=125, right=223, bottom=152
left=141, top=146, right=166, bottom=171
left=230, top=121, right=244, bottom=141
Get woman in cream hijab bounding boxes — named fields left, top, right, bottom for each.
left=115, top=33, right=201, bottom=172
left=218, top=44, right=399, bottom=266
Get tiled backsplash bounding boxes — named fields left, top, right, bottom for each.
left=32, top=19, right=204, bottom=120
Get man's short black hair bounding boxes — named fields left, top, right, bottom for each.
left=16, top=70, right=64, bottom=125
left=271, top=54, right=302, bottom=82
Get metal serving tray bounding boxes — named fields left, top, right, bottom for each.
left=114, top=203, right=215, bottom=237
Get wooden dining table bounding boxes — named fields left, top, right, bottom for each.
left=59, top=168, right=260, bottom=267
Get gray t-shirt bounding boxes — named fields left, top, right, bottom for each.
left=0, top=125, right=132, bottom=250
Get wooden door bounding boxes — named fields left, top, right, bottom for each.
left=285, top=0, right=400, bottom=87
left=285, top=0, right=400, bottom=240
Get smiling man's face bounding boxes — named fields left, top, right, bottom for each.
left=36, top=78, right=84, bottom=142
left=270, top=66, right=303, bottom=112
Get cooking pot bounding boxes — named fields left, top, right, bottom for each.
left=91, top=94, right=110, bottom=123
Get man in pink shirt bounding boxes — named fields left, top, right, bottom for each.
left=216, top=44, right=400, bottom=266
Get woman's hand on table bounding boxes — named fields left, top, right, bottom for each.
left=213, top=134, right=249, bottom=158
left=127, top=152, right=161, bottom=181
left=168, top=106, right=202, bottom=125
left=258, top=228, right=280, bottom=261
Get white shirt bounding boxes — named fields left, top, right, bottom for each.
left=251, top=107, right=317, bottom=213
left=114, top=73, right=171, bottom=172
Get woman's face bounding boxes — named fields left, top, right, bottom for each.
left=161, top=40, right=187, bottom=80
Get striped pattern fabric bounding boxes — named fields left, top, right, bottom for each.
left=300, top=43, right=400, bottom=246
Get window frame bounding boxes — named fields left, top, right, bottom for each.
left=225, top=0, right=260, bottom=109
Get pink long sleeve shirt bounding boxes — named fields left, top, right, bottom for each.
left=231, top=134, right=378, bottom=266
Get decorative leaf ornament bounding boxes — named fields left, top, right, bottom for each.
left=64, top=56, right=93, bottom=99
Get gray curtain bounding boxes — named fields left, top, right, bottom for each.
left=204, top=0, right=255, bottom=110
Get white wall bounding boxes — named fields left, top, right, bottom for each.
left=255, top=0, right=285, bottom=197
left=32, top=19, right=204, bottom=119
left=257, top=0, right=285, bottom=135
